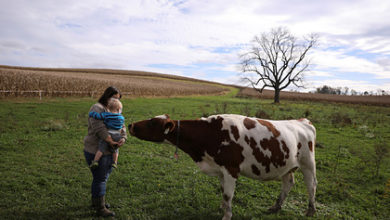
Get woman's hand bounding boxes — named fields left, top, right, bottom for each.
left=105, top=135, right=119, bottom=147
left=117, top=138, right=125, bottom=147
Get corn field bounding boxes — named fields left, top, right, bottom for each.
left=0, top=67, right=229, bottom=98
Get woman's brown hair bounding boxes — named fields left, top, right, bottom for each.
left=98, top=86, right=122, bottom=107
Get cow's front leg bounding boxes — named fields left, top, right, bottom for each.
left=220, top=171, right=237, bottom=220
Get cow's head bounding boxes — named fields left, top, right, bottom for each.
left=128, top=114, right=176, bottom=142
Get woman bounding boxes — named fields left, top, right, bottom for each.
left=83, top=86, right=126, bottom=217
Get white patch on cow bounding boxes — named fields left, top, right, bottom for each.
left=221, top=115, right=246, bottom=142
left=155, top=114, right=168, bottom=119
left=197, top=153, right=221, bottom=177
left=221, top=141, right=229, bottom=146
left=262, top=148, right=273, bottom=158
left=200, top=117, right=208, bottom=121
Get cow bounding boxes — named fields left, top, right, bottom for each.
left=128, top=114, right=317, bottom=220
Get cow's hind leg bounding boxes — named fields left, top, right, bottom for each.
left=300, top=159, right=317, bottom=216
left=219, top=176, right=225, bottom=209
left=219, top=172, right=237, bottom=220
left=268, top=171, right=295, bottom=213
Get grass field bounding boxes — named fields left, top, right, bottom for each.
left=0, top=91, right=389, bottom=219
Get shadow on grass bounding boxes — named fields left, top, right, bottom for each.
left=146, top=207, right=283, bottom=220
left=1, top=205, right=94, bottom=220
left=154, top=212, right=293, bottom=220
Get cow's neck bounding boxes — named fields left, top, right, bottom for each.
left=166, top=120, right=190, bottom=150
left=166, top=120, right=204, bottom=162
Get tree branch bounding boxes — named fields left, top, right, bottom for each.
left=240, top=27, right=318, bottom=101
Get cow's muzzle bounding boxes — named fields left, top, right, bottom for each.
left=128, top=124, right=134, bottom=136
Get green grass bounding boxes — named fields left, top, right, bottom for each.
left=0, top=94, right=389, bottom=219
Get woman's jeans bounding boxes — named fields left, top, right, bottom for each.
left=84, top=151, right=113, bottom=198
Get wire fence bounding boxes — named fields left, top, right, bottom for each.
left=0, top=90, right=133, bottom=100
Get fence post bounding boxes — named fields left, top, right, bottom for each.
left=39, top=90, right=42, bottom=100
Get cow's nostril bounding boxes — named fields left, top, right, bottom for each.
left=128, top=124, right=132, bottom=129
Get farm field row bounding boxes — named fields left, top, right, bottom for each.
left=0, top=66, right=230, bottom=98
left=0, top=94, right=389, bottom=219
left=237, top=87, right=390, bottom=106
left=2, top=65, right=389, bottom=106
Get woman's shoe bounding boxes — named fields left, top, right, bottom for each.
left=96, top=196, right=115, bottom=217
left=92, top=197, right=110, bottom=209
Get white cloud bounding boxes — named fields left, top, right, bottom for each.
left=305, top=70, right=334, bottom=78
left=1, top=0, right=390, bottom=92
left=312, top=49, right=390, bottom=79
left=307, top=79, right=387, bottom=93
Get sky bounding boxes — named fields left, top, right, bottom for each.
left=1, top=0, right=390, bottom=93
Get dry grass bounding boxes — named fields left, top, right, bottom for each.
left=0, top=65, right=225, bottom=85
left=237, top=87, right=390, bottom=106
left=3, top=65, right=388, bottom=106
left=0, top=66, right=229, bottom=98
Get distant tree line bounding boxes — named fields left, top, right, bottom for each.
left=314, top=85, right=389, bottom=96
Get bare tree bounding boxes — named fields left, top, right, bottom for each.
left=240, top=27, right=318, bottom=103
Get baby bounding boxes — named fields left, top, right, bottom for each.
left=89, top=98, right=125, bottom=169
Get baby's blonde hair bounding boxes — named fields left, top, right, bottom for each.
left=107, top=98, right=122, bottom=113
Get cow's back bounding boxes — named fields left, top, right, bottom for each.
left=207, top=114, right=315, bottom=181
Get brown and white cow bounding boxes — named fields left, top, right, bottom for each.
left=128, top=114, right=317, bottom=219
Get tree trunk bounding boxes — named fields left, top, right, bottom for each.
left=274, top=89, right=280, bottom=103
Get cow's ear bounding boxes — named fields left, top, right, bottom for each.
left=164, top=121, right=175, bottom=134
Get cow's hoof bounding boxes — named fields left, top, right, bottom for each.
left=222, top=211, right=232, bottom=220
left=222, top=215, right=231, bottom=220
left=267, top=205, right=281, bottom=214
left=305, top=208, right=316, bottom=217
